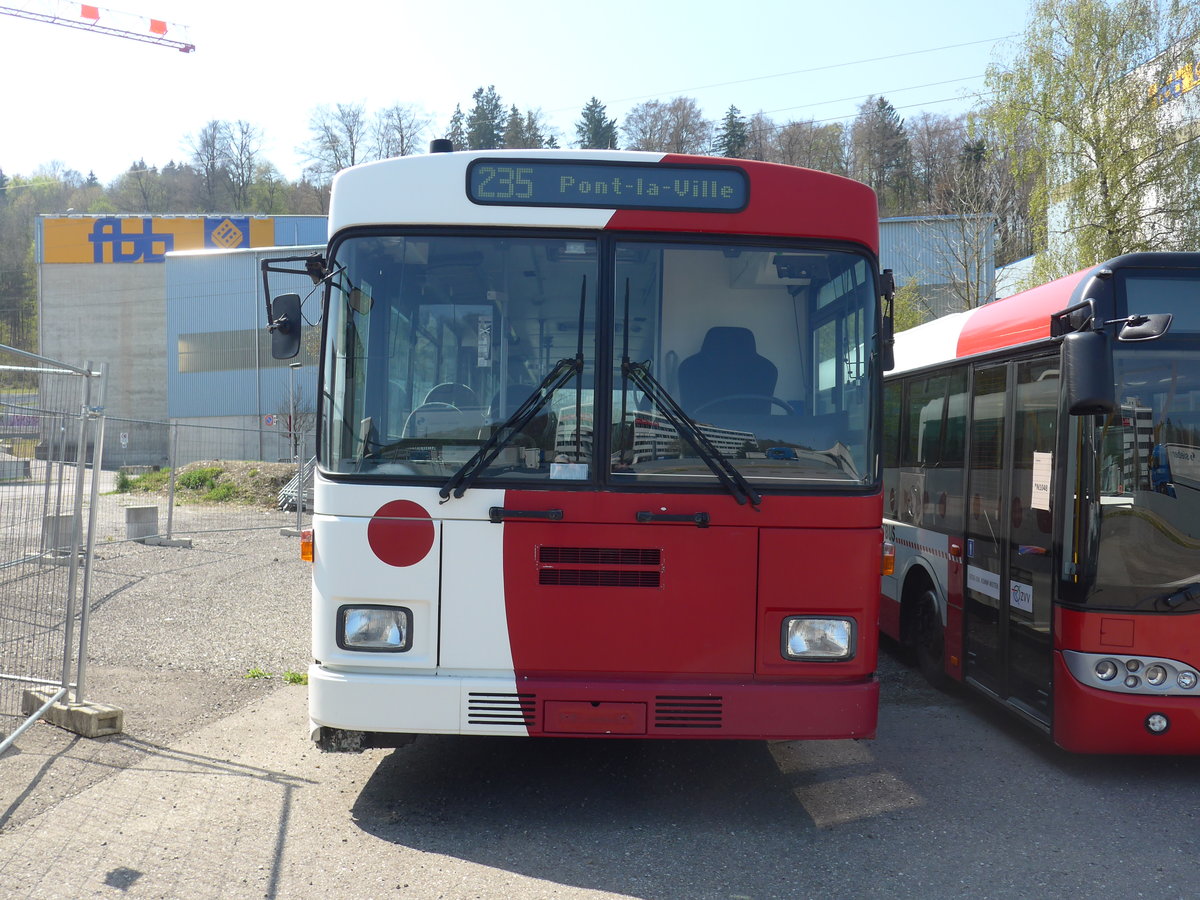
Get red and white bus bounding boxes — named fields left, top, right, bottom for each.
left=265, top=146, right=890, bottom=747
left=882, top=252, right=1200, bottom=753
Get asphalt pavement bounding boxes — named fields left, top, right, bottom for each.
left=1, top=528, right=1197, bottom=900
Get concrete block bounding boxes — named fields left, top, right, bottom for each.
left=21, top=687, right=124, bottom=738
left=41, top=514, right=76, bottom=552
left=125, top=506, right=159, bottom=541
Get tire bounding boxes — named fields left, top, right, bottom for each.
left=913, top=587, right=948, bottom=688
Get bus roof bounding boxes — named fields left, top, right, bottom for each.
left=892, top=269, right=1086, bottom=374
left=327, top=149, right=879, bottom=254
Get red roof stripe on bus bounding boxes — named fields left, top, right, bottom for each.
left=606, top=156, right=879, bottom=253
left=956, top=271, right=1081, bottom=358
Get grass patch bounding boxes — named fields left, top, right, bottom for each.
left=113, top=468, right=171, bottom=493
left=177, top=465, right=224, bottom=491
left=202, top=481, right=240, bottom=502
left=282, top=670, right=308, bottom=685
left=245, top=666, right=272, bottom=679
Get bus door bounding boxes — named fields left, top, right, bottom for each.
left=964, top=357, right=1059, bottom=723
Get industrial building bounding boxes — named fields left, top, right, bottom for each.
left=36, top=214, right=324, bottom=465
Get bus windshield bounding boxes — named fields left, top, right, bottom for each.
left=1088, top=348, right=1200, bottom=611
left=321, top=232, right=876, bottom=489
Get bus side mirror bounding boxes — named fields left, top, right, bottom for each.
left=880, top=316, right=895, bottom=371
left=1063, top=330, right=1115, bottom=416
left=270, top=293, right=302, bottom=360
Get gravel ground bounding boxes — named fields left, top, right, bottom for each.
left=0, top=526, right=311, bottom=830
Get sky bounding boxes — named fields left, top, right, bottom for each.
left=0, top=0, right=1036, bottom=184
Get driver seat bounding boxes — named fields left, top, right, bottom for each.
left=677, top=326, right=778, bottom=416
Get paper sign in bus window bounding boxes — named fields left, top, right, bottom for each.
left=1031, top=451, right=1053, bottom=511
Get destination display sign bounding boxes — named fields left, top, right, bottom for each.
left=466, top=159, right=748, bottom=212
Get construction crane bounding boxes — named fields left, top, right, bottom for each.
left=0, top=1, right=194, bottom=52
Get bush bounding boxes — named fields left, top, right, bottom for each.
left=177, top=466, right=223, bottom=491
left=202, top=482, right=239, bottom=502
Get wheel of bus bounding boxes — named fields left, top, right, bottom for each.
left=913, top=587, right=948, bottom=688
left=691, top=394, right=795, bottom=417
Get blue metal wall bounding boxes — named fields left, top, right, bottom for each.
left=165, top=246, right=321, bottom=420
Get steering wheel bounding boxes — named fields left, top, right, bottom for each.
left=691, top=394, right=795, bottom=416
left=401, top=401, right=463, bottom=438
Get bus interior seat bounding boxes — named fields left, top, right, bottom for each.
left=677, top=326, right=779, bottom=416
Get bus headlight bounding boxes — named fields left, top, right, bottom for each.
left=337, top=605, right=412, bottom=652
left=1095, top=659, right=1119, bottom=681
left=1145, top=664, right=1168, bottom=686
left=782, top=617, right=855, bottom=661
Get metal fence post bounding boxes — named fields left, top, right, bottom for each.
left=75, top=363, right=106, bottom=705
left=166, top=421, right=179, bottom=540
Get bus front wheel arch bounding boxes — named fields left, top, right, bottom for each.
left=900, top=574, right=947, bottom=688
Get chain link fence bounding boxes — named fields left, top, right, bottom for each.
left=0, top=346, right=105, bottom=752
left=95, top=418, right=314, bottom=543
left=2, top=345, right=314, bottom=753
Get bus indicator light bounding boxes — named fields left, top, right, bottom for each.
left=300, top=528, right=313, bottom=562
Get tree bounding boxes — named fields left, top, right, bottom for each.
left=907, top=112, right=967, bottom=209
left=303, top=103, right=368, bottom=184
left=112, top=159, right=168, bottom=212
left=985, top=0, right=1200, bottom=277
left=445, top=105, right=467, bottom=151
left=502, top=105, right=526, bottom=148
left=849, top=96, right=915, bottom=216
left=622, top=97, right=712, bottom=153
left=713, top=105, right=750, bottom=158
left=575, top=97, right=618, bottom=149
left=466, top=85, right=505, bottom=150
left=188, top=120, right=230, bottom=211
left=373, top=103, right=430, bottom=158
left=775, top=119, right=846, bottom=173
left=224, top=120, right=261, bottom=210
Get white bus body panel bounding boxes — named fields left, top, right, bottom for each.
left=309, top=478, right=528, bottom=735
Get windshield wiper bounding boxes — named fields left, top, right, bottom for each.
left=439, top=356, right=582, bottom=500
left=440, top=277, right=588, bottom=501
left=621, top=359, right=762, bottom=508
left=617, top=279, right=760, bottom=508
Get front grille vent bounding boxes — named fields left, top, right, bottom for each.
left=539, top=547, right=661, bottom=566
left=537, top=546, right=664, bottom=589
left=654, top=695, right=724, bottom=729
left=467, top=692, right=535, bottom=727
left=539, top=569, right=660, bottom=587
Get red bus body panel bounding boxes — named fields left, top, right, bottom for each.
left=1054, top=606, right=1200, bottom=753
left=501, top=490, right=880, bottom=739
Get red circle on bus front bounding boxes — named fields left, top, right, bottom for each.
left=367, top=500, right=435, bottom=567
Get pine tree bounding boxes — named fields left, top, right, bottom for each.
left=466, top=86, right=505, bottom=150
left=575, top=97, right=618, bottom=149
left=502, top=105, right=525, bottom=149
left=713, top=106, right=750, bottom=159
left=445, top=105, right=467, bottom=151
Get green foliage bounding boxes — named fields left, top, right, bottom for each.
left=985, top=0, right=1200, bottom=270
left=575, top=97, right=619, bottom=150
left=245, top=666, right=272, bottom=679
left=283, top=670, right=308, bottom=685
left=893, top=279, right=933, bottom=332
left=177, top=465, right=223, bottom=490
left=115, top=468, right=170, bottom=493
left=466, top=85, right=505, bottom=150
left=713, top=105, right=750, bottom=159
left=202, top=482, right=239, bottom=503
